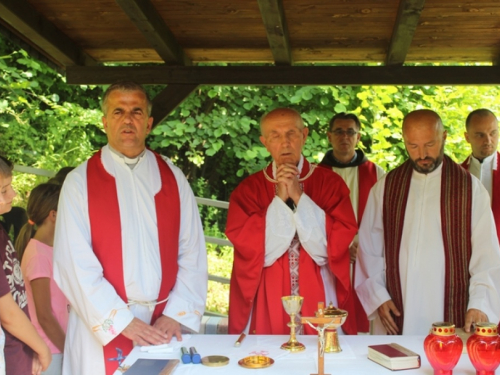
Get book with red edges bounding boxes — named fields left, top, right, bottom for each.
left=368, top=343, right=421, bottom=371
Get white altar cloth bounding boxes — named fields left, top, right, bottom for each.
left=114, top=334, right=476, bottom=374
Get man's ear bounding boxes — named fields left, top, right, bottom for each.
left=260, top=135, right=267, bottom=148
left=146, top=117, right=154, bottom=135
left=464, top=131, right=470, bottom=144
left=302, top=127, right=309, bottom=143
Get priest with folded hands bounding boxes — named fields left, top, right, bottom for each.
left=226, top=107, right=358, bottom=336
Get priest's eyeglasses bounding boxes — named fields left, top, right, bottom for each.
left=330, top=129, right=358, bottom=137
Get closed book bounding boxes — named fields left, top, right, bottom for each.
left=125, top=358, right=180, bottom=375
left=368, top=343, right=421, bottom=371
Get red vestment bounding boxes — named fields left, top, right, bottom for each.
left=226, top=160, right=358, bottom=335
left=87, top=150, right=180, bottom=375
left=461, top=152, right=500, bottom=243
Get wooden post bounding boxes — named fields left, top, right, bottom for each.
left=300, top=302, right=336, bottom=375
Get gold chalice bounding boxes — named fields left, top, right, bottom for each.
left=281, top=296, right=306, bottom=352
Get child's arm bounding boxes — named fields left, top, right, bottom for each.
left=30, top=278, right=65, bottom=351
left=0, top=292, right=51, bottom=372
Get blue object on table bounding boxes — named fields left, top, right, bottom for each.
left=181, top=347, right=191, bottom=364
left=190, top=347, right=201, bottom=364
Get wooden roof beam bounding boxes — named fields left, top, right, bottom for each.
left=386, top=0, right=426, bottom=66
left=67, top=65, right=500, bottom=86
left=257, top=0, right=292, bottom=66
left=0, top=0, right=97, bottom=67
left=151, top=84, right=198, bottom=127
left=115, top=0, right=191, bottom=66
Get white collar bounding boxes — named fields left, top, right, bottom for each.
left=470, top=152, right=496, bottom=168
left=107, top=145, right=147, bottom=168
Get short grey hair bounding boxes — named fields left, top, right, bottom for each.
left=101, top=81, right=152, bottom=116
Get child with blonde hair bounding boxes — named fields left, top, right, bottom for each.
left=0, top=156, right=51, bottom=375
left=17, top=183, right=68, bottom=375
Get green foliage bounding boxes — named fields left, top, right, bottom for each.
left=4, top=34, right=500, bottom=314
left=0, top=36, right=103, bottom=202
left=206, top=245, right=233, bottom=315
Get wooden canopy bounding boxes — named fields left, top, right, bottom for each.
left=1, top=0, right=500, bottom=124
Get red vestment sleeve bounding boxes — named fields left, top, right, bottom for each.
left=226, top=172, right=272, bottom=334
left=227, top=163, right=358, bottom=335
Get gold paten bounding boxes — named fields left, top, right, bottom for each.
left=201, top=355, right=230, bottom=367
left=238, top=356, right=274, bottom=369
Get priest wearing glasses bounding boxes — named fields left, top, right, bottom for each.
left=319, top=112, right=385, bottom=334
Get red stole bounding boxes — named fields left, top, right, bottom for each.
left=384, top=156, right=472, bottom=333
left=87, top=150, right=180, bottom=375
left=461, top=152, right=500, bottom=243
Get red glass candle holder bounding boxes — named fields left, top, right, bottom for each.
left=467, top=322, right=500, bottom=375
left=424, top=322, right=463, bottom=375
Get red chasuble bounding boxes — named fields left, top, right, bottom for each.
left=87, top=150, right=180, bottom=375
left=226, top=159, right=358, bottom=335
left=461, top=152, right=500, bottom=243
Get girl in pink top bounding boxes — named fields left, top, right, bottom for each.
left=17, top=183, right=68, bottom=375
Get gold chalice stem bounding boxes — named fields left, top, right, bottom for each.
left=289, top=313, right=298, bottom=343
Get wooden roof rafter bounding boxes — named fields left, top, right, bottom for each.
left=115, top=0, right=191, bottom=66
left=114, top=0, right=196, bottom=124
left=386, top=0, right=426, bottom=66
left=151, top=84, right=199, bottom=126
left=0, top=0, right=97, bottom=67
left=67, top=65, right=500, bottom=86
left=257, top=0, right=292, bottom=66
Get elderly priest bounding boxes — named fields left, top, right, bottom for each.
left=226, top=108, right=358, bottom=336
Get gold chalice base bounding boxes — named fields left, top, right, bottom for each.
left=280, top=340, right=306, bottom=352
left=238, top=356, right=274, bottom=369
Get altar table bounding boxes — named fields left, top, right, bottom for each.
left=115, top=334, right=477, bottom=374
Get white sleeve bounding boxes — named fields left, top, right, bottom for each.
left=264, top=194, right=328, bottom=266
left=161, top=163, right=208, bottom=332
left=467, top=177, right=500, bottom=322
left=355, top=177, right=392, bottom=319
left=264, top=197, right=295, bottom=266
left=294, top=194, right=327, bottom=266
left=53, top=165, right=134, bottom=346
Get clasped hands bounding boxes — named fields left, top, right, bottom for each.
left=377, top=300, right=487, bottom=335
left=275, top=163, right=302, bottom=204
left=121, top=315, right=182, bottom=346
